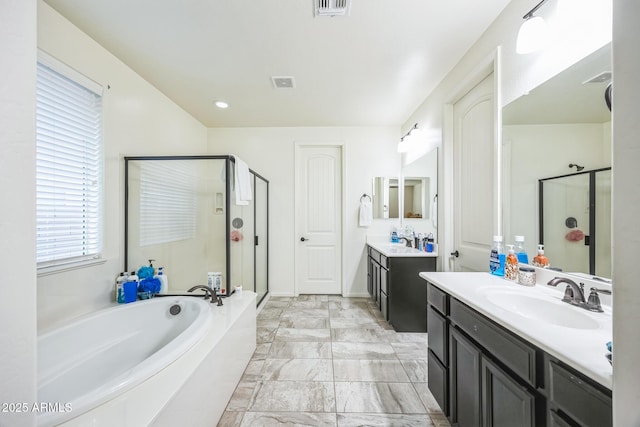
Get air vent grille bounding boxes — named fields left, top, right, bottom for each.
left=271, top=76, right=296, bottom=89
left=315, top=0, right=351, bottom=17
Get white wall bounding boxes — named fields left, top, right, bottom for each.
left=207, top=127, right=401, bottom=297
left=0, top=1, right=37, bottom=426
left=36, top=1, right=208, bottom=329
left=612, top=0, right=640, bottom=425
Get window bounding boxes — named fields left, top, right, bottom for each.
left=139, top=160, right=197, bottom=246
left=36, top=51, right=103, bottom=269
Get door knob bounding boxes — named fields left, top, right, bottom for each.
left=300, top=237, right=309, bottom=242
left=450, top=250, right=460, bottom=258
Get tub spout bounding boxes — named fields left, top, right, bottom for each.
left=187, top=285, right=213, bottom=301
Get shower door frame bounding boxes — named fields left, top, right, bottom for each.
left=538, top=167, right=611, bottom=275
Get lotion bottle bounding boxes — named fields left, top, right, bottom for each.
left=505, top=245, right=519, bottom=281
left=532, top=244, right=549, bottom=268
left=156, top=267, right=168, bottom=294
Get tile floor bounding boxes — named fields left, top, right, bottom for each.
left=218, top=295, right=451, bottom=427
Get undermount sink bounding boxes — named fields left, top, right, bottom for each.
left=485, top=290, right=600, bottom=330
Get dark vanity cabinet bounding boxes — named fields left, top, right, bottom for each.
left=367, top=246, right=435, bottom=331
left=426, top=281, right=612, bottom=427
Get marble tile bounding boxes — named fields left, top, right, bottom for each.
left=258, top=307, right=284, bottom=319
left=331, top=328, right=389, bottom=343
left=263, top=300, right=291, bottom=309
left=430, top=413, right=452, bottom=427
left=332, top=342, right=397, bottom=360
left=257, top=326, right=277, bottom=343
left=248, top=381, right=336, bottom=412
left=295, top=295, right=329, bottom=302
left=386, top=331, right=428, bottom=344
left=289, top=300, right=330, bottom=309
left=241, top=412, right=337, bottom=426
left=241, top=360, right=265, bottom=381
left=261, top=358, right=333, bottom=381
left=252, top=343, right=272, bottom=360
left=377, top=320, right=395, bottom=330
left=226, top=381, right=256, bottom=412
left=334, top=382, right=426, bottom=414
left=330, top=317, right=381, bottom=329
left=328, top=301, right=371, bottom=310
left=279, top=317, right=330, bottom=329
left=281, top=307, right=329, bottom=318
left=329, top=307, right=375, bottom=319
left=268, top=341, right=333, bottom=359
left=401, top=359, right=429, bottom=383
left=256, top=318, right=280, bottom=328
left=413, top=383, right=445, bottom=414
left=333, top=360, right=410, bottom=382
left=337, top=413, right=432, bottom=427
left=217, top=411, right=245, bottom=427
left=391, top=342, right=428, bottom=360
left=274, top=327, right=331, bottom=342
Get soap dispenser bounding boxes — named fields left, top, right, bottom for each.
left=532, top=244, right=549, bottom=268
left=505, top=245, right=519, bottom=281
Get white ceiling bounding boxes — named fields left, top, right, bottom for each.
left=44, top=0, right=511, bottom=128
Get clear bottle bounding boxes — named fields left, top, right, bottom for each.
left=532, top=244, right=549, bottom=268
left=489, top=235, right=505, bottom=276
left=513, top=235, right=529, bottom=264
left=156, top=267, right=168, bottom=294
left=505, top=244, right=519, bottom=281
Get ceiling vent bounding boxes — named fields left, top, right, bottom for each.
left=271, top=76, right=296, bottom=89
left=315, top=0, right=351, bottom=17
left=583, top=71, right=612, bottom=84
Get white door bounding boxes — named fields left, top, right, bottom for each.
left=452, top=73, right=496, bottom=272
left=295, top=145, right=342, bottom=294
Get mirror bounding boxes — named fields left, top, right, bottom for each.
left=401, top=148, right=438, bottom=239
left=502, top=43, right=612, bottom=278
left=372, top=176, right=400, bottom=219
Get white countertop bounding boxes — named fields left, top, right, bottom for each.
left=367, top=240, right=438, bottom=258
left=419, top=272, right=612, bottom=389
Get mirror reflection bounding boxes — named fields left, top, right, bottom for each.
left=372, top=177, right=399, bottom=219
left=502, top=43, right=611, bottom=278
left=401, top=148, right=438, bottom=239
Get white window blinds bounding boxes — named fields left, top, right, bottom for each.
left=36, top=53, right=103, bottom=268
left=139, top=161, right=197, bottom=246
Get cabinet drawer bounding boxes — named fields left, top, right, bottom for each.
left=427, top=283, right=448, bottom=314
left=427, top=350, right=449, bottom=416
left=427, top=304, right=447, bottom=364
left=450, top=298, right=536, bottom=387
left=380, top=254, right=388, bottom=269
left=549, top=361, right=612, bottom=427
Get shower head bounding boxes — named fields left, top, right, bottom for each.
left=569, top=163, right=584, bottom=172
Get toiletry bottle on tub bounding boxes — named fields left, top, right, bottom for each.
left=489, top=235, right=505, bottom=276
left=156, top=267, right=168, bottom=294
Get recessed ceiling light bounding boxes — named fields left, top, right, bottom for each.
left=214, top=101, right=229, bottom=109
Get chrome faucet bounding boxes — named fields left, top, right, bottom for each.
left=547, top=277, right=611, bottom=312
left=547, top=277, right=586, bottom=305
left=187, top=285, right=213, bottom=302
left=399, top=236, right=412, bottom=247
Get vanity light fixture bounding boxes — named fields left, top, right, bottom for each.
left=516, top=0, right=550, bottom=54
left=398, top=123, right=419, bottom=153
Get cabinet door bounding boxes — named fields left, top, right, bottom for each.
left=450, top=327, right=481, bottom=427
left=367, top=257, right=373, bottom=296
left=380, top=291, right=388, bottom=320
left=481, top=355, right=535, bottom=427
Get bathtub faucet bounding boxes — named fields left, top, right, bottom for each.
left=187, top=285, right=213, bottom=301
left=187, top=285, right=223, bottom=306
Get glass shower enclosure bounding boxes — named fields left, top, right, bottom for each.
left=124, top=156, right=268, bottom=305
left=539, top=167, right=611, bottom=277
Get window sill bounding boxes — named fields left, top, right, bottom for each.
left=37, top=257, right=107, bottom=277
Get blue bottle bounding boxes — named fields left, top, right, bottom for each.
left=489, top=235, right=505, bottom=276
left=514, top=235, right=529, bottom=264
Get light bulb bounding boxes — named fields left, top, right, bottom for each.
left=516, top=15, right=549, bottom=54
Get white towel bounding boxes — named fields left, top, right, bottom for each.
left=234, top=156, right=252, bottom=206
left=359, top=198, right=373, bottom=227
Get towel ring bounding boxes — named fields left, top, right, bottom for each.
left=360, top=194, right=371, bottom=202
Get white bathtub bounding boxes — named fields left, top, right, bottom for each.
left=37, top=293, right=256, bottom=426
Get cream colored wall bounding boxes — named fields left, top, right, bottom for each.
left=612, top=0, right=640, bottom=425
left=207, top=127, right=400, bottom=297
left=36, top=2, right=208, bottom=329
left=0, top=1, right=37, bottom=426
